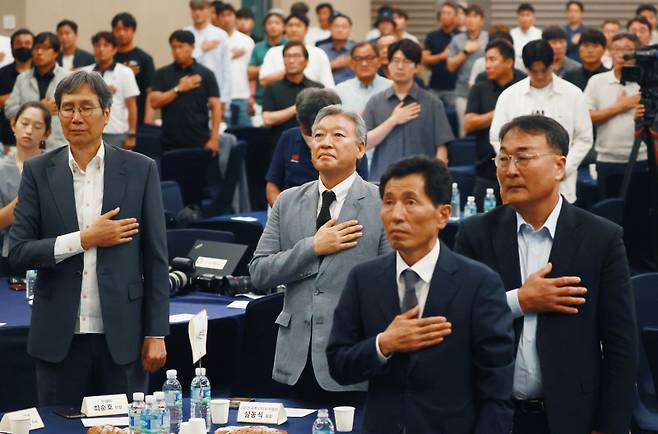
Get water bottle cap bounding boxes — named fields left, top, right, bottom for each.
left=166, top=369, right=177, bottom=379
left=195, top=367, right=206, bottom=376
left=486, top=188, right=493, bottom=194
left=452, top=182, right=457, bottom=187
left=467, top=196, right=475, bottom=202
left=133, top=392, right=144, bottom=402
left=318, top=408, right=329, bottom=418
left=145, top=395, right=156, bottom=404
left=154, top=391, right=165, bottom=400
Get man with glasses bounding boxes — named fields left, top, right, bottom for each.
left=5, top=32, right=70, bottom=150
left=584, top=32, right=647, bottom=198
left=455, top=114, right=637, bottom=434
left=9, top=70, right=169, bottom=406
left=490, top=39, right=592, bottom=203
left=365, top=39, right=454, bottom=183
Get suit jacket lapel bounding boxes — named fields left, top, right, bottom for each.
left=46, top=148, right=79, bottom=233
left=493, top=206, right=522, bottom=290
left=376, top=253, right=400, bottom=320
left=101, top=145, right=127, bottom=214
left=299, top=181, right=319, bottom=239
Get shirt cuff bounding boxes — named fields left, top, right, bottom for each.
left=375, top=333, right=391, bottom=364
left=54, top=231, right=84, bottom=264
left=145, top=336, right=165, bottom=339
left=506, top=288, right=524, bottom=319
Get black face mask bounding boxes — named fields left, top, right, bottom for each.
left=12, top=47, right=32, bottom=62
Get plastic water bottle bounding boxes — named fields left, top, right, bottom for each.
left=463, top=196, right=477, bottom=218
left=312, top=409, right=335, bottom=434
left=153, top=391, right=170, bottom=434
left=25, top=270, right=36, bottom=306
left=163, top=369, right=182, bottom=433
left=449, top=182, right=461, bottom=221
left=190, top=367, right=211, bottom=432
left=483, top=188, right=497, bottom=213
left=141, top=395, right=161, bottom=434
left=128, top=392, right=145, bottom=433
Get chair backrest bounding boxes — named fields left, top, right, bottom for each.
left=206, top=140, right=248, bottom=216
left=161, top=149, right=213, bottom=207
left=591, top=198, right=624, bottom=226
left=633, top=273, right=658, bottom=398
left=166, top=228, right=235, bottom=261
left=134, top=125, right=163, bottom=161
left=161, top=181, right=184, bottom=216
left=231, top=292, right=290, bottom=397
left=447, top=137, right=476, bottom=166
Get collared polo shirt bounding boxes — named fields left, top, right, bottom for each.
left=335, top=75, right=392, bottom=114
left=448, top=31, right=489, bottom=98
left=425, top=28, right=460, bottom=91
left=152, top=60, right=219, bottom=151
left=249, top=37, right=287, bottom=105
left=317, top=39, right=356, bottom=84
left=363, top=83, right=455, bottom=182
left=115, top=47, right=156, bottom=125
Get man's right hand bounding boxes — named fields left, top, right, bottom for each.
left=390, top=102, right=421, bottom=125
left=378, top=306, right=452, bottom=356
left=178, top=74, right=203, bottom=93
left=201, top=38, right=221, bottom=52
left=617, top=91, right=641, bottom=113
left=80, top=207, right=139, bottom=250
left=464, top=40, right=483, bottom=54
left=313, top=219, right=362, bottom=256
left=518, top=262, right=587, bottom=314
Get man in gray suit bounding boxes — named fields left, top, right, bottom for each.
left=9, top=71, right=169, bottom=406
left=250, top=104, right=390, bottom=403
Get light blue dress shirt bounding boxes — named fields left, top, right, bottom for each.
left=507, top=196, right=563, bottom=399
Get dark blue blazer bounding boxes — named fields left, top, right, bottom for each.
left=9, top=145, right=170, bottom=365
left=327, top=243, right=515, bottom=434
left=56, top=48, right=95, bottom=69
left=454, top=201, right=638, bottom=434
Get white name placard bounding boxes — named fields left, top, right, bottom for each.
left=80, top=394, right=129, bottom=417
left=0, top=407, right=44, bottom=432
left=236, top=402, right=287, bottom=425
left=188, top=309, right=208, bottom=363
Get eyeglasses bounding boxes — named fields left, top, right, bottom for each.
left=493, top=152, right=558, bottom=168
left=352, top=55, right=378, bottom=63
left=389, top=57, right=415, bottom=67
left=59, top=106, right=101, bottom=118
left=283, top=53, right=305, bottom=59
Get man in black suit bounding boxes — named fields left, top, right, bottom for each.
left=327, top=156, right=515, bottom=434
left=9, top=70, right=169, bottom=406
left=454, top=115, right=638, bottom=434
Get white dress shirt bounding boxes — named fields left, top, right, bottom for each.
left=228, top=30, right=255, bottom=100
left=185, top=23, right=232, bottom=104
left=53, top=143, right=106, bottom=334
left=506, top=196, right=563, bottom=399
left=510, top=26, right=542, bottom=62
left=259, top=44, right=335, bottom=88
left=375, top=240, right=441, bottom=362
left=490, top=75, right=593, bottom=203
left=316, top=171, right=356, bottom=219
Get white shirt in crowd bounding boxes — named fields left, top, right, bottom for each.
left=584, top=69, right=647, bottom=163
left=510, top=26, right=542, bottom=61
left=305, top=26, right=331, bottom=46
left=228, top=29, right=255, bottom=100
left=259, top=44, right=335, bottom=88
left=82, top=63, right=140, bottom=134
left=490, top=74, right=593, bottom=203
left=0, top=35, right=12, bottom=68
left=61, top=54, right=75, bottom=71
left=316, top=171, right=356, bottom=219
left=54, top=143, right=106, bottom=334
left=185, top=23, right=232, bottom=104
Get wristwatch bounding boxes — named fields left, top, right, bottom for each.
left=173, top=86, right=180, bottom=94
left=126, top=132, right=136, bottom=138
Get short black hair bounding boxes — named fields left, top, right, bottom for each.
left=517, top=3, right=535, bottom=14
left=57, top=19, right=78, bottom=33
left=169, top=29, right=195, bottom=45
left=111, top=12, right=137, bottom=30
left=34, top=32, right=60, bottom=53
left=486, top=39, right=515, bottom=61
left=499, top=115, right=570, bottom=156
left=10, top=29, right=34, bottom=47
left=489, top=30, right=513, bottom=45
left=393, top=8, right=409, bottom=20
left=612, top=31, right=641, bottom=50
left=379, top=156, right=453, bottom=206
left=636, top=4, right=657, bottom=16
left=522, top=39, right=553, bottom=69
left=330, top=13, right=352, bottom=26
left=628, top=16, right=652, bottom=32
left=283, top=40, right=309, bottom=59
left=211, top=1, right=225, bottom=14
left=438, top=1, right=459, bottom=18
left=14, top=101, right=52, bottom=133
left=566, top=1, right=584, bottom=12
left=91, top=31, right=116, bottom=47
left=465, top=4, right=485, bottom=18
left=579, top=29, right=607, bottom=47
left=316, top=3, right=333, bottom=14
left=290, top=2, right=309, bottom=16
left=286, top=12, right=310, bottom=28
left=350, top=41, right=378, bottom=57
left=236, top=7, right=255, bottom=20
left=55, top=70, right=113, bottom=110
left=295, top=88, right=341, bottom=131
left=387, top=39, right=422, bottom=65
left=217, top=3, right=236, bottom=15
left=542, top=25, right=567, bottom=41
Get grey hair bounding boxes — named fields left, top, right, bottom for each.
left=311, top=104, right=368, bottom=145
left=55, top=70, right=113, bottom=110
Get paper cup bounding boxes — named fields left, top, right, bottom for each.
left=9, top=414, right=30, bottom=434
left=188, top=418, right=207, bottom=434
left=210, top=398, right=230, bottom=424
left=178, top=421, right=190, bottom=434
left=333, top=406, right=355, bottom=432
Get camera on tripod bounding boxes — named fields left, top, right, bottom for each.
left=621, top=48, right=658, bottom=119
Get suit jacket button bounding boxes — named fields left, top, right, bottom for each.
left=314, top=289, right=320, bottom=296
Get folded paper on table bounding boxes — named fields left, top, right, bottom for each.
left=81, top=417, right=129, bottom=427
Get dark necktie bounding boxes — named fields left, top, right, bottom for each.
left=401, top=268, right=420, bottom=314
left=316, top=190, right=336, bottom=230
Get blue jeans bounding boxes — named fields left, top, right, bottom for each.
left=227, top=99, right=252, bottom=127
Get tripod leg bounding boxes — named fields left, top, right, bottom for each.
left=620, top=132, right=645, bottom=198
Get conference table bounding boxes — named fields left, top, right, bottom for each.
left=4, top=398, right=364, bottom=433
left=0, top=284, right=247, bottom=413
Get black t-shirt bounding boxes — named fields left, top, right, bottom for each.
left=262, top=76, right=323, bottom=144
left=115, top=47, right=155, bottom=124
left=0, top=62, right=20, bottom=145
left=34, top=66, right=55, bottom=100
left=563, top=64, right=609, bottom=91
left=425, top=28, right=460, bottom=91
left=466, top=70, right=525, bottom=180
left=152, top=61, right=220, bottom=151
